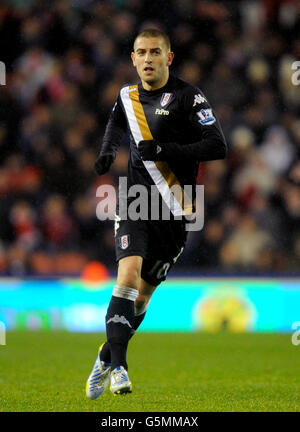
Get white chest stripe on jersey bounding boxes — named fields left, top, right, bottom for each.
left=120, top=85, right=187, bottom=217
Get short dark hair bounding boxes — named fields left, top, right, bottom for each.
left=133, top=28, right=171, bottom=51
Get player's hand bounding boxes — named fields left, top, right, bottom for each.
left=138, top=140, right=167, bottom=161
left=94, top=154, right=115, bottom=176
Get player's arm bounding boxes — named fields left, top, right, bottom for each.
left=138, top=90, right=227, bottom=163
left=94, top=94, right=127, bottom=175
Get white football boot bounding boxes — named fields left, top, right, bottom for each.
left=110, top=366, right=132, bottom=396
left=86, top=343, right=111, bottom=399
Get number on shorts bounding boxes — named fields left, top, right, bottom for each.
left=149, top=260, right=171, bottom=279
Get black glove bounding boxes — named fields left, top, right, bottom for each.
left=138, top=139, right=169, bottom=161
left=94, top=154, right=115, bottom=176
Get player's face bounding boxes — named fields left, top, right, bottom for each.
left=131, top=37, right=174, bottom=90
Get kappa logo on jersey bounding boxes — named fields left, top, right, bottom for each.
left=193, top=93, right=207, bottom=106
left=119, top=234, right=130, bottom=249
left=197, top=108, right=216, bottom=125
left=160, top=92, right=173, bottom=107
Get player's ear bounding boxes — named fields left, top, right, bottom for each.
left=131, top=52, right=136, bottom=67
left=167, top=51, right=174, bottom=67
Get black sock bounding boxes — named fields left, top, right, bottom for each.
left=105, top=294, right=136, bottom=371
left=100, top=311, right=147, bottom=364
left=99, top=342, right=111, bottom=364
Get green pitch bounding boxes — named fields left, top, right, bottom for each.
left=0, top=331, right=299, bottom=412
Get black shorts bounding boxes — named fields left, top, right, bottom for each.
left=115, top=216, right=187, bottom=286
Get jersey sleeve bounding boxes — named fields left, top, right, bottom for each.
left=164, top=87, right=227, bottom=163
left=99, top=92, right=127, bottom=158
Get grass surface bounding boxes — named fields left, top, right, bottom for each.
left=0, top=331, right=299, bottom=412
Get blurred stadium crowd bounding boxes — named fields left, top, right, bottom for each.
left=0, top=0, right=300, bottom=276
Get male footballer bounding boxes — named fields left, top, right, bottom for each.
left=86, top=28, right=227, bottom=398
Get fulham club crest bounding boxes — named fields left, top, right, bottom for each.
left=120, top=235, right=130, bottom=250
left=160, top=92, right=173, bottom=107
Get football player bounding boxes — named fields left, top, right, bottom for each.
left=86, top=28, right=227, bottom=398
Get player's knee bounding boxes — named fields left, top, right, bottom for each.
left=117, top=256, right=142, bottom=286
left=117, top=265, right=141, bottom=290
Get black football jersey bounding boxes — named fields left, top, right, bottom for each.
left=100, top=74, right=226, bottom=217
